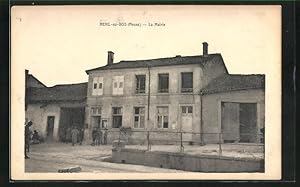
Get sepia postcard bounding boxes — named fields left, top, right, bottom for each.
left=10, top=5, right=281, bottom=180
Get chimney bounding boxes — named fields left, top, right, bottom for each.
left=202, top=42, right=208, bottom=56
left=25, top=69, right=29, bottom=88
left=107, top=51, right=114, bottom=65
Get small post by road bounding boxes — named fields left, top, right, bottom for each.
left=147, top=131, right=151, bottom=151
left=180, top=131, right=184, bottom=153
left=218, top=132, right=222, bottom=156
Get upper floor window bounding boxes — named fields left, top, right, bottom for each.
left=113, top=76, right=124, bottom=95
left=181, top=72, right=193, bottom=93
left=136, top=75, right=146, bottom=94
left=92, top=77, right=103, bottom=96
left=158, top=73, right=169, bottom=93
left=157, top=106, right=169, bottom=129
left=134, top=107, right=145, bottom=128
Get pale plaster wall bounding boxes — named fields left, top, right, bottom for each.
left=201, top=89, right=265, bottom=143
left=26, top=104, right=61, bottom=141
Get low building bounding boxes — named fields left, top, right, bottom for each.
left=201, top=74, right=265, bottom=143
left=25, top=71, right=87, bottom=142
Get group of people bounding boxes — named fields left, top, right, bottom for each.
left=92, top=127, right=108, bottom=146
left=65, top=126, right=84, bottom=146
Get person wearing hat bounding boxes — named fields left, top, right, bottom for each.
left=25, top=120, right=33, bottom=159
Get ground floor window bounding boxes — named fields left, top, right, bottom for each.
left=92, top=116, right=101, bottom=128
left=91, top=106, right=102, bottom=128
left=112, top=107, right=122, bottom=128
left=134, top=107, right=145, bottom=128
left=157, top=106, right=169, bottom=129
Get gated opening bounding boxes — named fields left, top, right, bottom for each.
left=58, top=107, right=85, bottom=142
left=221, top=102, right=258, bottom=143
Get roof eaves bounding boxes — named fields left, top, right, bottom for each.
left=201, top=86, right=264, bottom=95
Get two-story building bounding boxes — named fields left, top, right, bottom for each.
left=84, top=43, right=236, bottom=144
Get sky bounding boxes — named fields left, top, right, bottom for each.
left=11, top=5, right=281, bottom=87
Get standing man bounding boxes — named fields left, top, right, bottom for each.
left=103, top=128, right=108, bottom=145
left=91, top=127, right=98, bottom=146
left=78, top=127, right=84, bottom=145
left=25, top=120, right=33, bottom=159
left=98, top=128, right=103, bottom=145
left=71, top=126, right=79, bottom=146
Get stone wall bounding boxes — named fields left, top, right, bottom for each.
left=112, top=148, right=264, bottom=172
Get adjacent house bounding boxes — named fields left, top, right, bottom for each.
left=84, top=42, right=265, bottom=144
left=25, top=71, right=87, bottom=142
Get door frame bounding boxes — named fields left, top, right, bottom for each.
left=218, top=99, right=261, bottom=143
left=179, top=104, right=194, bottom=142
left=46, top=116, right=55, bottom=141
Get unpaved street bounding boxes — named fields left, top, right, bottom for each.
left=25, top=143, right=187, bottom=173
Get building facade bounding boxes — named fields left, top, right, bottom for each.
left=25, top=43, right=265, bottom=144
left=25, top=71, right=87, bottom=142
left=84, top=43, right=241, bottom=144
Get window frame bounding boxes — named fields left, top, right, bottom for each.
left=91, top=106, right=102, bottom=116
left=181, top=106, right=193, bottom=114
left=113, top=76, right=124, bottom=95
left=112, top=107, right=123, bottom=128
left=158, top=73, right=169, bottom=93
left=135, top=75, right=146, bottom=94
left=133, top=107, right=145, bottom=129
left=156, top=106, right=169, bottom=129
left=92, top=76, right=104, bottom=96
left=181, top=72, right=193, bottom=93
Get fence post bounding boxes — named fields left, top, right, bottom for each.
left=147, top=131, right=151, bottom=151
left=180, top=131, right=184, bottom=153
left=118, top=130, right=121, bottom=143
left=218, top=133, right=222, bottom=156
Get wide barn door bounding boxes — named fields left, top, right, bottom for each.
left=221, top=102, right=240, bottom=143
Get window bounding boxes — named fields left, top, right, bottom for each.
left=112, top=107, right=122, bottom=128
left=92, top=77, right=103, bottom=96
left=158, top=74, right=169, bottom=93
left=157, top=106, right=169, bottom=128
left=181, top=106, right=193, bottom=114
left=113, top=76, right=124, bottom=95
left=181, top=72, right=193, bottom=92
left=91, top=107, right=102, bottom=116
left=136, top=75, right=146, bottom=94
left=134, top=107, right=145, bottom=128
left=101, top=119, right=108, bottom=129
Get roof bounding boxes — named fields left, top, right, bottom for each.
left=86, top=54, right=223, bottom=73
left=27, top=82, right=88, bottom=103
left=27, top=74, right=47, bottom=88
left=201, top=74, right=265, bottom=94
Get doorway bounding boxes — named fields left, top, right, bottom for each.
left=58, top=107, right=85, bottom=142
left=239, top=103, right=257, bottom=143
left=181, top=106, right=193, bottom=143
left=46, top=116, right=55, bottom=142
left=221, top=102, right=258, bottom=143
